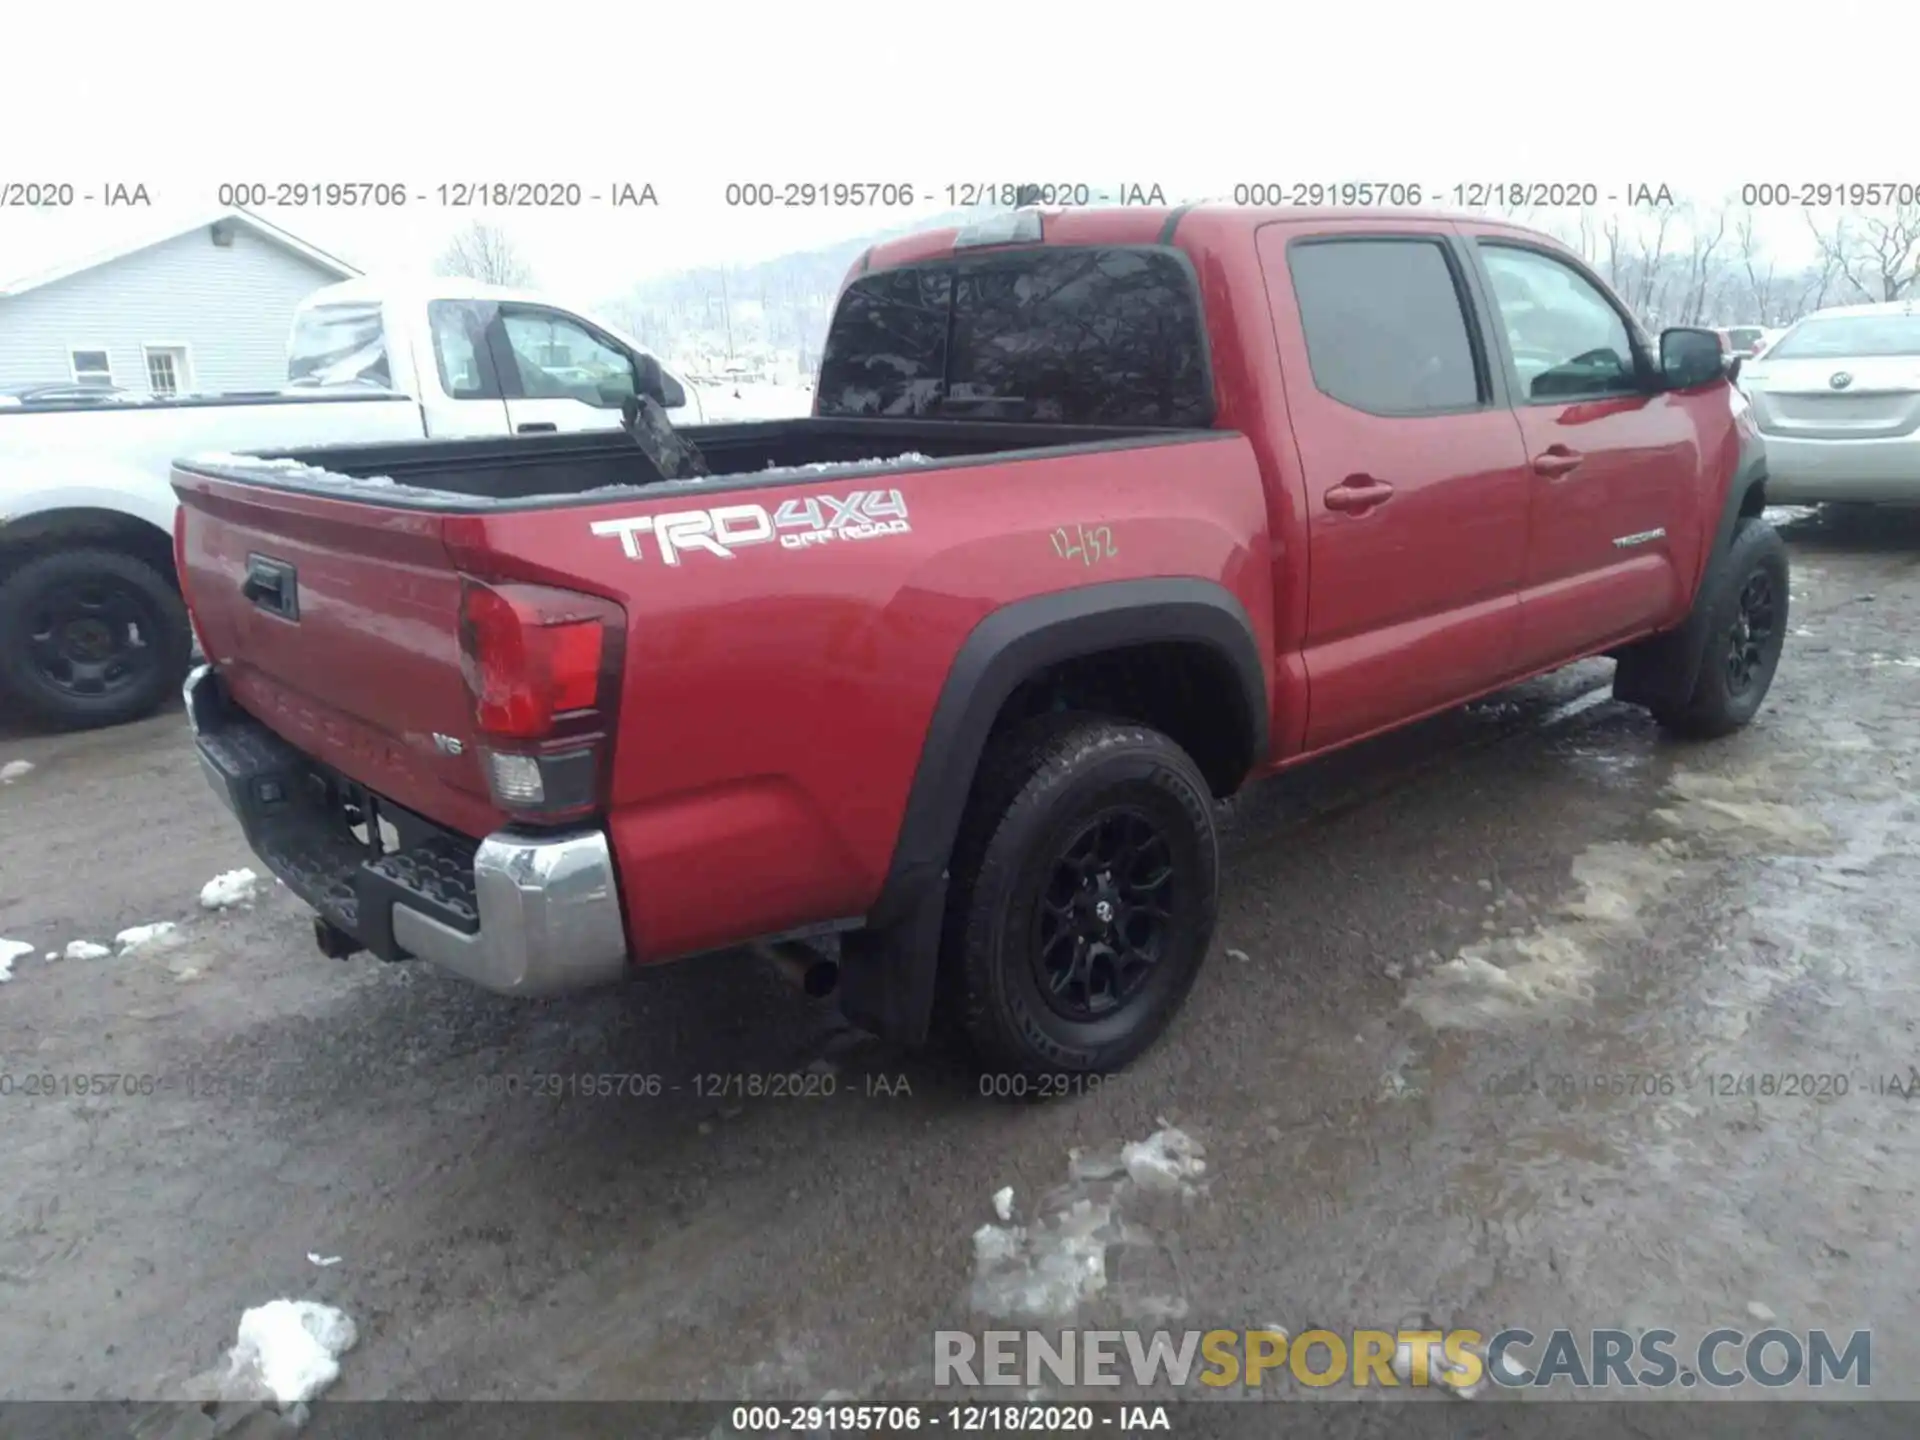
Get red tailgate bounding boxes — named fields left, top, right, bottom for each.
left=173, top=469, right=501, bottom=838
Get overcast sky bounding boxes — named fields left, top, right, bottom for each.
left=3, top=2, right=1910, bottom=297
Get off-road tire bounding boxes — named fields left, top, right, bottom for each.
left=940, top=714, right=1220, bottom=1090
left=1650, top=517, right=1789, bottom=739
left=0, top=548, right=191, bottom=731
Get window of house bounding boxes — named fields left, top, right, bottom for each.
left=816, top=247, right=1214, bottom=426
left=144, top=346, right=190, bottom=397
left=1479, top=244, right=1641, bottom=401
left=1287, top=239, right=1485, bottom=416
left=69, top=349, right=113, bottom=386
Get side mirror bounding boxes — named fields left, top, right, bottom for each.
left=631, top=352, right=687, bottom=410
left=1660, top=327, right=1731, bottom=390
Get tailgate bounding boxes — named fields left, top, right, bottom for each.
left=173, top=466, right=498, bottom=836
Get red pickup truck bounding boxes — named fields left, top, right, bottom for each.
left=172, top=204, right=1785, bottom=1082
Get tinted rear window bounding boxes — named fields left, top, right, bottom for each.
left=1766, top=313, right=1920, bottom=360
left=287, top=303, right=392, bottom=389
left=817, top=247, right=1212, bottom=426
left=1288, top=239, right=1484, bottom=415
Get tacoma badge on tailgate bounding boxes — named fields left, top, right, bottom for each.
left=590, top=489, right=911, bottom=566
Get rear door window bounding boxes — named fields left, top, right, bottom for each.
left=817, top=247, right=1213, bottom=426
left=1286, top=238, right=1486, bottom=415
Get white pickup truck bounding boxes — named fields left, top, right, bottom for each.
left=0, top=278, right=707, bottom=731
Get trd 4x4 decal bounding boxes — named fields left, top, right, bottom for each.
left=591, top=489, right=912, bottom=566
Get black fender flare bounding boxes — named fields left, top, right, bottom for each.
left=837, top=577, right=1268, bottom=1044
left=1614, top=433, right=1769, bottom=710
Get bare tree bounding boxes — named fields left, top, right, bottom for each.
left=1677, top=204, right=1729, bottom=325
left=1806, top=204, right=1920, bottom=303
left=1731, top=207, right=1780, bottom=323
left=435, top=222, right=534, bottom=287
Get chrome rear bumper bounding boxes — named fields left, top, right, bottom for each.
left=184, top=664, right=629, bottom=997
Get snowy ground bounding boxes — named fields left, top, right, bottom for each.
left=2, top=504, right=1918, bottom=1422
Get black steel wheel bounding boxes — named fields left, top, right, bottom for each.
left=1034, top=807, right=1177, bottom=1022
left=1725, top=568, right=1778, bottom=698
left=942, top=715, right=1220, bottom=1085
left=0, top=548, right=191, bottom=731
left=1651, top=516, right=1790, bottom=739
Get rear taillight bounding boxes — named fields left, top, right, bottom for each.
left=456, top=578, right=624, bottom=825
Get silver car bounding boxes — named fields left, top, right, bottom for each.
left=1739, top=300, right=1920, bottom=504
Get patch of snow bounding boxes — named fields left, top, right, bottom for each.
left=64, top=939, right=112, bottom=960
left=1748, top=1300, right=1777, bottom=1323
left=185, top=452, right=424, bottom=497
left=210, top=1300, right=357, bottom=1407
left=1120, top=1127, right=1207, bottom=1193
left=970, top=1126, right=1210, bottom=1323
left=0, top=759, right=33, bottom=783
left=200, top=867, right=261, bottom=910
left=0, top=939, right=31, bottom=981
left=969, top=1198, right=1112, bottom=1320
left=759, top=452, right=935, bottom=481
left=1404, top=839, right=1684, bottom=1030
left=115, top=921, right=177, bottom=952
left=307, top=1253, right=342, bottom=1268
left=1656, top=770, right=1833, bottom=852
left=43, top=951, right=56, bottom=962
left=1225, top=947, right=1249, bottom=962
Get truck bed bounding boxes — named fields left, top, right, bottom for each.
left=175, top=415, right=1192, bottom=507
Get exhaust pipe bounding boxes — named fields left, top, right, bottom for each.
left=754, top=940, right=840, bottom=998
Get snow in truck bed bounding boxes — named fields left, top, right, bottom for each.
left=186, top=448, right=941, bottom=502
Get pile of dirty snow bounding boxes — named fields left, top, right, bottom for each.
left=201, top=868, right=262, bottom=909
left=196, top=1299, right=357, bottom=1409
left=0, top=939, right=32, bottom=982
left=115, top=921, right=178, bottom=952
left=968, top=1126, right=1209, bottom=1322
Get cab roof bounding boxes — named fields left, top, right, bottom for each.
left=856, top=203, right=1553, bottom=275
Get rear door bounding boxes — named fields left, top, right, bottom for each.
left=1466, top=234, right=1698, bottom=668
left=1258, top=221, right=1532, bottom=751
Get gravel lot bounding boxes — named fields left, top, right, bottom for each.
left=2, top=507, right=1918, bottom=1431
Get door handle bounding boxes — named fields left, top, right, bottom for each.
left=516, top=422, right=558, bottom=434
left=1324, top=476, right=1396, bottom=512
left=1532, top=446, right=1583, bottom=477
left=241, top=555, right=298, bottom=620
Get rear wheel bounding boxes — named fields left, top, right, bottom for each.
left=0, top=548, right=191, bottom=731
left=942, top=715, right=1220, bottom=1087
left=1650, top=517, right=1789, bottom=739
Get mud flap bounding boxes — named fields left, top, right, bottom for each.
left=837, top=871, right=947, bottom=1046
